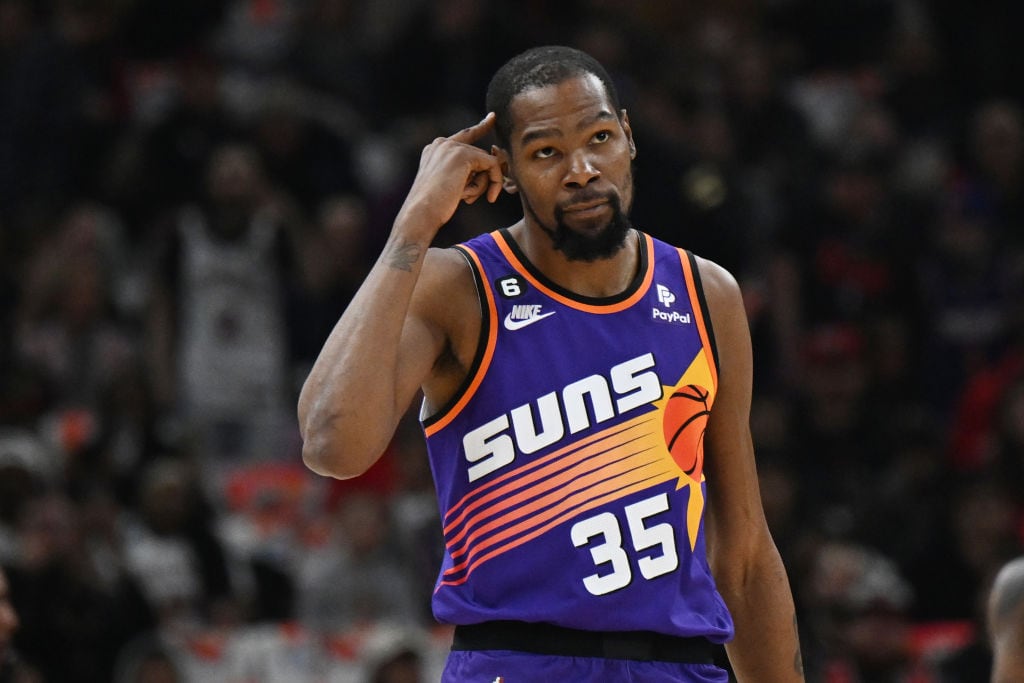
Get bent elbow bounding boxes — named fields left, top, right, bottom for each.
left=300, top=428, right=379, bottom=480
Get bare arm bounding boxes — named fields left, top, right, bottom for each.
left=298, top=113, right=503, bottom=478
left=698, top=256, right=805, bottom=682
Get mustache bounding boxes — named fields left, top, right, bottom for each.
left=555, top=191, right=621, bottom=222
left=557, top=189, right=617, bottom=211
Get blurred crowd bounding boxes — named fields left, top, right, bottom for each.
left=1, top=0, right=1023, bottom=681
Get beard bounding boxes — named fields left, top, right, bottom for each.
left=524, top=185, right=634, bottom=263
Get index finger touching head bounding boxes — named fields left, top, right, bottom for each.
left=449, top=112, right=496, bottom=145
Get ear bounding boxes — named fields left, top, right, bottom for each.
left=492, top=145, right=519, bottom=194
left=621, top=110, right=637, bottom=160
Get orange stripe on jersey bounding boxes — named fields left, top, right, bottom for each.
left=443, top=418, right=651, bottom=534
left=445, top=419, right=660, bottom=553
left=440, top=411, right=684, bottom=584
left=424, top=247, right=499, bottom=437
left=440, top=467, right=678, bottom=587
left=493, top=231, right=654, bottom=314
left=678, top=250, right=718, bottom=392
left=446, top=448, right=668, bottom=563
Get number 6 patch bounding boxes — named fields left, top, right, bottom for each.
left=495, top=275, right=526, bottom=298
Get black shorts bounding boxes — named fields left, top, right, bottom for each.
left=444, top=621, right=728, bottom=682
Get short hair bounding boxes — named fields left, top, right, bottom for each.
left=485, top=45, right=622, bottom=149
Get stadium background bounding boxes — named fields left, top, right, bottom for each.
left=1, top=0, right=1022, bottom=680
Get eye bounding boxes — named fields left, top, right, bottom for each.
left=534, top=146, right=557, bottom=160
left=592, top=130, right=612, bottom=143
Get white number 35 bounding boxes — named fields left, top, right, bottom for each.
left=570, top=492, right=679, bottom=596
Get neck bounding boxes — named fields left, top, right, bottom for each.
left=508, top=222, right=640, bottom=298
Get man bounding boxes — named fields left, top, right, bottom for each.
left=988, top=556, right=1024, bottom=683
left=299, top=46, right=804, bottom=682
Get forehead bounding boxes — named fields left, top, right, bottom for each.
left=506, top=73, right=617, bottom=147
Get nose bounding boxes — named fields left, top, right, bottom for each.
left=563, top=149, right=600, bottom=188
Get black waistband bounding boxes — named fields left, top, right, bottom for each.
left=451, top=620, right=718, bottom=664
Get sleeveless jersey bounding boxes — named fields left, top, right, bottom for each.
left=177, top=205, right=288, bottom=419
left=422, top=229, right=735, bottom=643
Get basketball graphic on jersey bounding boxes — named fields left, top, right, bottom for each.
left=662, top=384, right=710, bottom=478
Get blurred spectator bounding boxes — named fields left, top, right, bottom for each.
left=362, top=623, right=430, bottom=683
left=916, top=182, right=1020, bottom=416
left=802, top=541, right=918, bottom=682
left=964, top=101, right=1024, bottom=229
left=785, top=148, right=914, bottom=332
left=947, top=311, right=1024, bottom=471
left=147, top=142, right=307, bottom=469
left=788, top=324, right=886, bottom=534
left=127, top=51, right=240, bottom=227
left=0, top=430, right=55, bottom=566
left=907, top=476, right=1023, bottom=623
left=7, top=493, right=152, bottom=683
left=215, top=461, right=326, bottom=622
left=121, top=458, right=236, bottom=634
left=296, top=491, right=419, bottom=632
left=92, top=357, right=169, bottom=507
left=251, top=82, right=358, bottom=213
left=14, top=203, right=137, bottom=413
left=286, top=193, right=371, bottom=375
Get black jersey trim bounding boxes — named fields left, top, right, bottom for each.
left=421, top=245, right=491, bottom=430
left=685, top=250, right=720, bottom=374
left=497, top=227, right=649, bottom=306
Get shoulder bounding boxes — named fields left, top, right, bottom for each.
left=415, top=244, right=484, bottom=406
left=688, top=253, right=745, bottom=333
left=414, top=244, right=481, bottom=331
left=689, top=253, right=742, bottom=313
left=688, top=254, right=751, bottom=386
left=421, top=231, right=503, bottom=295
left=420, top=244, right=477, bottom=292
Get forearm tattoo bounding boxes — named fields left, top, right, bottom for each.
left=385, top=238, right=422, bottom=272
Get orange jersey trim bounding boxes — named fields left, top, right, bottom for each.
left=493, top=231, right=655, bottom=314
left=678, top=250, right=718, bottom=392
left=423, top=246, right=498, bottom=437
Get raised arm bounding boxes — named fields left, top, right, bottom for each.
left=697, top=256, right=805, bottom=682
left=298, top=114, right=503, bottom=479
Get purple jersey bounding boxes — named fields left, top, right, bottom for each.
left=422, top=229, right=734, bottom=643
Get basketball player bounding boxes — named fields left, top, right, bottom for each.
left=299, top=46, right=804, bottom=682
left=989, top=556, right=1024, bottom=683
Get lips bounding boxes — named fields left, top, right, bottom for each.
left=563, top=198, right=609, bottom=213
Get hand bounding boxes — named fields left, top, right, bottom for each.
left=398, top=113, right=504, bottom=236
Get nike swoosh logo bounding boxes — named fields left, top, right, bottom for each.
left=503, top=311, right=556, bottom=330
